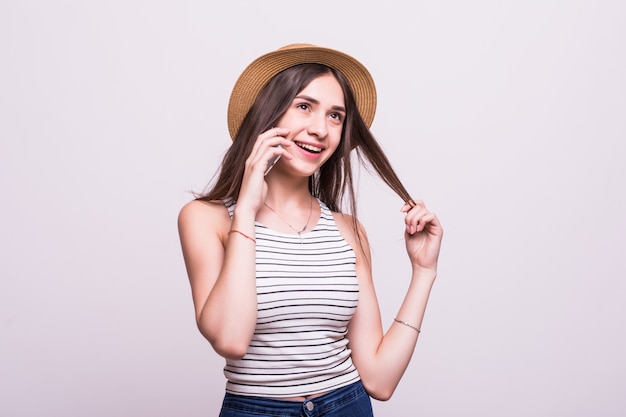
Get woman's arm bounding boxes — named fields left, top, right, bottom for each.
left=178, top=128, right=293, bottom=359
left=178, top=200, right=258, bottom=359
left=336, top=201, right=443, bottom=401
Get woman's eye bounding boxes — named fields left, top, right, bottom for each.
left=330, top=112, right=344, bottom=122
left=297, top=103, right=310, bottom=111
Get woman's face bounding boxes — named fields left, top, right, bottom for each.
left=275, top=73, right=345, bottom=175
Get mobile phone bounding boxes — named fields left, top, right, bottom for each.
left=264, top=145, right=283, bottom=176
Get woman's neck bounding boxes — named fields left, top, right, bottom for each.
left=263, top=175, right=312, bottom=209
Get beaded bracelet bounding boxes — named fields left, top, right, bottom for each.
left=229, top=229, right=256, bottom=244
left=394, top=318, right=421, bottom=333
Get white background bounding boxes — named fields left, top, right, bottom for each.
left=1, top=1, right=625, bottom=416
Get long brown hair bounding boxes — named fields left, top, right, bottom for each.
left=199, top=64, right=414, bottom=238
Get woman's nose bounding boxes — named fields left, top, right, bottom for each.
left=307, top=113, right=327, bottom=138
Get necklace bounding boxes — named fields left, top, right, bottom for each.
left=264, top=196, right=314, bottom=244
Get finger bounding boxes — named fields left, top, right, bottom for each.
left=414, top=212, right=436, bottom=233
left=268, top=126, right=290, bottom=137
left=257, top=126, right=290, bottom=140
left=400, top=199, right=425, bottom=213
left=402, top=205, right=422, bottom=234
left=404, top=206, right=427, bottom=225
left=248, top=131, right=292, bottom=168
left=263, top=144, right=294, bottom=175
left=251, top=128, right=292, bottom=154
left=259, top=127, right=291, bottom=145
left=405, top=208, right=434, bottom=234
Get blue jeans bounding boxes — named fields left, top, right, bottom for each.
left=218, top=380, right=374, bottom=417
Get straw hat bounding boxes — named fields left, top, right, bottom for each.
left=227, top=43, right=377, bottom=140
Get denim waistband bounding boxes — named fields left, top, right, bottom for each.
left=219, top=380, right=373, bottom=417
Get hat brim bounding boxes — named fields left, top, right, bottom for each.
left=227, top=44, right=377, bottom=140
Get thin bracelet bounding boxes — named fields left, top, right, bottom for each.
left=229, top=229, right=256, bottom=244
left=394, top=318, right=421, bottom=333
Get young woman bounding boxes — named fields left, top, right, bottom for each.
left=178, top=44, right=443, bottom=416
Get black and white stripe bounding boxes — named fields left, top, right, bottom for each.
left=224, top=200, right=361, bottom=398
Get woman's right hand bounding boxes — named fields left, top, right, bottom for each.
left=236, top=127, right=292, bottom=214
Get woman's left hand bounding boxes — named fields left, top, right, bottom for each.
left=401, top=200, right=443, bottom=272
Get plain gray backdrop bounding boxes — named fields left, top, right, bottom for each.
left=1, top=1, right=625, bottom=416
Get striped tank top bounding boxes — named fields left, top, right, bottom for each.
left=224, top=199, right=361, bottom=398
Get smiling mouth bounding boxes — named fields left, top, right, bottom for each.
left=295, top=141, right=323, bottom=154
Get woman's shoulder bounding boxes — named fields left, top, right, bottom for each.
left=326, top=207, right=364, bottom=233
left=329, top=209, right=353, bottom=228
left=178, top=198, right=230, bottom=229
left=329, top=208, right=370, bottom=256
